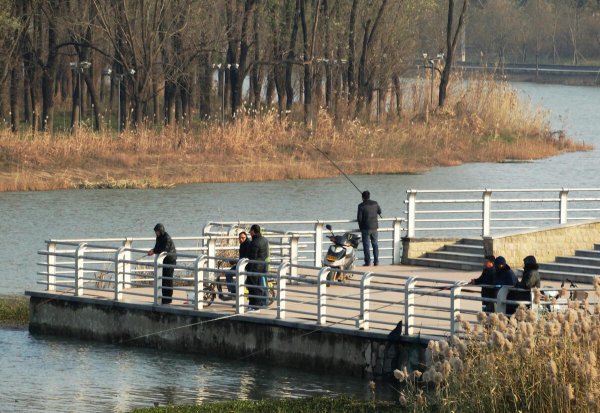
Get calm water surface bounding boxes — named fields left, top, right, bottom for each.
left=0, top=82, right=599, bottom=412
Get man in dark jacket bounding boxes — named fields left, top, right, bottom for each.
left=493, top=256, right=517, bottom=314
left=469, top=255, right=496, bottom=313
left=506, top=255, right=540, bottom=315
left=225, top=231, right=251, bottom=296
left=357, top=190, right=382, bottom=266
left=494, top=256, right=517, bottom=286
left=148, top=223, right=177, bottom=304
left=246, top=224, right=269, bottom=309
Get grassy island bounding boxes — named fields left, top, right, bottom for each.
left=0, top=78, right=590, bottom=192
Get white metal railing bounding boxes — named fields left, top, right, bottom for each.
left=37, top=240, right=598, bottom=338
left=405, top=188, right=600, bottom=237
left=203, top=218, right=405, bottom=266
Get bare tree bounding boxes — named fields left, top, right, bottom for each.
left=439, top=0, right=468, bottom=107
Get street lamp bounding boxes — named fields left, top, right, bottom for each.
left=112, top=68, right=135, bottom=134
left=212, top=63, right=239, bottom=128
left=422, top=53, right=444, bottom=107
left=69, top=61, right=91, bottom=127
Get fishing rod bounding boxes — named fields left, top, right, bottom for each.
left=309, top=142, right=363, bottom=195
left=308, top=142, right=382, bottom=218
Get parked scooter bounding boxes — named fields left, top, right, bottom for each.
left=323, top=224, right=360, bottom=282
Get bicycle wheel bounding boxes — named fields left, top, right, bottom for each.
left=203, top=284, right=216, bottom=306
left=267, top=282, right=277, bottom=305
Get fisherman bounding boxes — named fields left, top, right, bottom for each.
left=246, top=224, right=269, bottom=310
left=148, top=223, right=177, bottom=304
left=469, top=255, right=497, bottom=313
left=357, top=190, right=382, bottom=266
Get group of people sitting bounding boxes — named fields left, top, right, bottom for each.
left=469, top=254, right=541, bottom=315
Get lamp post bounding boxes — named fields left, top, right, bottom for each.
left=212, top=63, right=239, bottom=128
left=69, top=61, right=91, bottom=128
left=422, top=53, right=444, bottom=108
left=112, top=69, right=135, bottom=133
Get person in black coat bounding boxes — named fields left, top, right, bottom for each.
left=506, top=255, right=540, bottom=315
left=148, top=223, right=177, bottom=304
left=469, top=255, right=496, bottom=313
left=246, top=224, right=269, bottom=309
left=357, top=190, right=382, bottom=266
left=225, top=231, right=251, bottom=296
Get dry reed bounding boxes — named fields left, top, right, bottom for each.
left=395, top=278, right=600, bottom=412
left=0, top=75, right=590, bottom=191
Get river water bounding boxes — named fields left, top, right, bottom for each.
left=1, top=82, right=599, bottom=412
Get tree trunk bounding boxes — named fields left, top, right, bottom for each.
left=347, top=0, right=358, bottom=105
left=286, top=0, right=300, bottom=112
left=83, top=72, right=101, bottom=131
left=10, top=66, right=21, bottom=133
left=198, top=52, right=211, bottom=119
left=439, top=0, right=468, bottom=107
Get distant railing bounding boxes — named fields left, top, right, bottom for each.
left=203, top=218, right=405, bottom=265
left=36, top=241, right=599, bottom=338
left=405, top=188, right=600, bottom=238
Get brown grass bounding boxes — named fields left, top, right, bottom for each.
left=395, top=279, right=600, bottom=412
left=0, top=76, right=591, bottom=191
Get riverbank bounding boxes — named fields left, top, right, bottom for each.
left=130, top=396, right=397, bottom=413
left=0, top=79, right=591, bottom=192
left=0, top=296, right=29, bottom=326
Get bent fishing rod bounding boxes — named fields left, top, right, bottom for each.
left=308, top=142, right=382, bottom=218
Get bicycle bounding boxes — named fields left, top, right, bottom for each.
left=200, top=261, right=277, bottom=307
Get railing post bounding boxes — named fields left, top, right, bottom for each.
left=406, top=191, right=416, bottom=238
left=314, top=222, right=324, bottom=266
left=47, top=241, right=56, bottom=291
left=193, top=255, right=207, bottom=311
left=392, top=218, right=403, bottom=264
left=317, top=267, right=330, bottom=325
left=482, top=189, right=492, bottom=237
left=207, top=237, right=217, bottom=269
left=404, top=277, right=417, bottom=335
left=153, top=252, right=167, bottom=305
left=450, top=282, right=463, bottom=336
left=74, top=243, right=87, bottom=296
left=236, top=258, right=249, bottom=314
left=496, top=286, right=510, bottom=314
left=357, top=272, right=373, bottom=330
left=276, top=261, right=289, bottom=320
left=559, top=188, right=569, bottom=224
left=114, top=246, right=126, bottom=301
left=122, top=238, right=133, bottom=288
left=290, top=235, right=299, bottom=280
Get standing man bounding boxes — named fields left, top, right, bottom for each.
left=148, top=223, right=177, bottom=304
left=247, top=224, right=269, bottom=309
left=357, top=190, right=382, bottom=266
left=469, top=255, right=496, bottom=313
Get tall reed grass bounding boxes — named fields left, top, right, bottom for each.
left=395, top=278, right=600, bottom=412
left=0, top=75, right=590, bottom=191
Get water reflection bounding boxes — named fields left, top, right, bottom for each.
left=0, top=329, right=390, bottom=413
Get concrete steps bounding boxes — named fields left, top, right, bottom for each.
left=407, top=239, right=484, bottom=271
left=536, top=244, right=600, bottom=283
left=408, top=239, right=600, bottom=284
